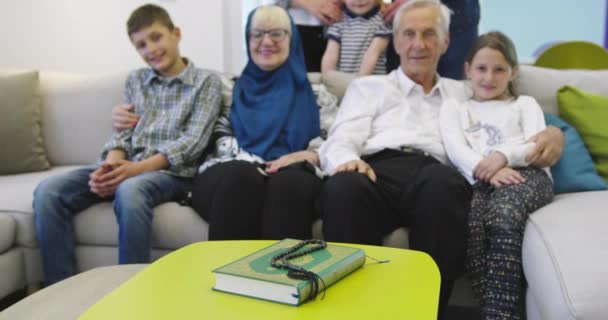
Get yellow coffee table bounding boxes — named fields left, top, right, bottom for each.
left=79, top=240, right=440, bottom=319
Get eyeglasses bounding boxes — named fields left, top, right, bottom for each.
left=249, top=29, right=289, bottom=43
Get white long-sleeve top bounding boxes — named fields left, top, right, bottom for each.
left=319, top=68, right=469, bottom=173
left=439, top=95, right=549, bottom=184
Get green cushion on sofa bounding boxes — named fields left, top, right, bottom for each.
left=0, top=71, right=50, bottom=174
left=557, top=85, right=608, bottom=182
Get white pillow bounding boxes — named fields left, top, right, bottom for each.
left=515, top=65, right=608, bottom=115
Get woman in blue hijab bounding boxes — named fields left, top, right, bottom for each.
left=190, top=5, right=322, bottom=240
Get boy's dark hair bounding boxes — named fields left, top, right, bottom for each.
left=127, top=4, right=174, bottom=36
left=465, top=31, right=519, bottom=97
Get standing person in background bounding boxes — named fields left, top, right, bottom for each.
left=276, top=0, right=343, bottom=71
left=321, top=0, right=392, bottom=75
left=383, top=0, right=480, bottom=79
left=440, top=31, right=553, bottom=319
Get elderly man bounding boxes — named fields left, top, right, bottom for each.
left=318, top=0, right=564, bottom=318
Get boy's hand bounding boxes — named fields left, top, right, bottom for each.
left=89, top=162, right=119, bottom=197
left=489, top=167, right=526, bottom=187
left=112, top=104, right=139, bottom=131
left=94, top=159, right=143, bottom=191
left=474, top=151, right=507, bottom=182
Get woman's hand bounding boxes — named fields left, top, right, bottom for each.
left=382, top=0, right=406, bottom=26
left=334, top=159, right=376, bottom=182
left=526, top=126, right=564, bottom=167
left=489, top=167, right=526, bottom=187
left=474, top=151, right=508, bottom=182
left=265, top=150, right=320, bottom=173
left=295, top=0, right=342, bottom=25
left=112, top=104, right=139, bottom=131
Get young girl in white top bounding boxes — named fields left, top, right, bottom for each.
left=439, top=31, right=553, bottom=320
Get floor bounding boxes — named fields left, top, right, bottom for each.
left=0, top=288, right=26, bottom=312
left=1, top=292, right=481, bottom=319
left=446, top=306, right=481, bottom=320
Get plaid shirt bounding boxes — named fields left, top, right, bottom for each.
left=101, top=60, right=222, bottom=177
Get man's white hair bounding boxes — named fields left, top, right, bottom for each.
left=392, top=0, right=452, bottom=42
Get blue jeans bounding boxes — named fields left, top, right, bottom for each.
left=33, top=166, right=191, bottom=284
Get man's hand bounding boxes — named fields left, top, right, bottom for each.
left=382, top=0, right=406, bottom=26
left=334, top=159, right=376, bottom=182
left=112, top=104, right=139, bottom=131
left=474, top=151, right=508, bottom=182
left=296, top=0, right=343, bottom=25
left=489, top=167, right=526, bottom=187
left=526, top=126, right=564, bottom=167
left=266, top=150, right=320, bottom=173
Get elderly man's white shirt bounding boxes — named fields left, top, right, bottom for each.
left=319, top=68, right=469, bottom=173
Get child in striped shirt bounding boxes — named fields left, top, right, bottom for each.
left=321, top=0, right=392, bottom=75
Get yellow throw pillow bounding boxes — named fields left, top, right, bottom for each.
left=557, top=85, right=608, bottom=182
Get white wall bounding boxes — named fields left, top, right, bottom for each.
left=479, top=0, right=606, bottom=63
left=0, top=0, right=244, bottom=75
left=3, top=1, right=604, bottom=75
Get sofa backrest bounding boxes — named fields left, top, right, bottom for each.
left=5, top=65, right=607, bottom=167
left=39, top=71, right=127, bottom=166
left=514, top=65, right=608, bottom=115
left=316, top=65, right=608, bottom=116
left=40, top=69, right=241, bottom=166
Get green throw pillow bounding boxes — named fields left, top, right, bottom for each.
left=0, top=71, right=50, bottom=174
left=557, top=85, right=608, bottom=182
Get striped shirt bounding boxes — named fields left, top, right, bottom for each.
left=327, top=6, right=392, bottom=74
left=101, top=59, right=222, bottom=177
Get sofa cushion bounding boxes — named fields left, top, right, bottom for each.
left=0, top=166, right=81, bottom=247
left=321, top=70, right=358, bottom=101
left=74, top=202, right=209, bottom=249
left=514, top=65, right=608, bottom=115
left=0, top=248, right=25, bottom=299
left=0, top=214, right=16, bottom=253
left=544, top=113, right=607, bottom=193
left=38, top=71, right=126, bottom=166
left=0, top=71, right=50, bottom=174
left=523, top=190, right=608, bottom=320
left=557, top=86, right=608, bottom=182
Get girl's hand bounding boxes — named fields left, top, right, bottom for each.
left=489, top=167, right=526, bottom=187
left=265, top=151, right=320, bottom=173
left=112, top=104, right=139, bottom=131
left=473, top=151, right=508, bottom=182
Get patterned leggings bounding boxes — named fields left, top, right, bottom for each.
left=467, top=167, right=554, bottom=320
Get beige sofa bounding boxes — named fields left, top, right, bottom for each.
left=1, top=66, right=607, bottom=319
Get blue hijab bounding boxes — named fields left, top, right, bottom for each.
left=229, top=7, right=320, bottom=161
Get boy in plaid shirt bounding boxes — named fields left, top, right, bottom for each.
left=33, top=4, right=221, bottom=285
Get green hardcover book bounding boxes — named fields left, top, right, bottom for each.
left=212, top=239, right=366, bottom=306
